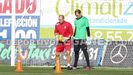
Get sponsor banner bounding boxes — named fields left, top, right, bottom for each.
left=41, top=0, right=133, bottom=28
left=1, top=0, right=133, bottom=40
left=102, top=41, right=133, bottom=67
left=40, top=28, right=133, bottom=41
left=0, top=16, right=11, bottom=40
left=15, top=16, right=40, bottom=39
left=0, top=40, right=104, bottom=66
left=39, top=0, right=133, bottom=41
left=0, top=0, right=41, bottom=40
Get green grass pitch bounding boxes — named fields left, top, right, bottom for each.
left=0, top=65, right=133, bottom=75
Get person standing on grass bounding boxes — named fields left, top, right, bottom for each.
left=73, top=9, right=91, bottom=70
left=54, top=15, right=73, bottom=70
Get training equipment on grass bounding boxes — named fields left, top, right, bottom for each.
left=15, top=52, right=23, bottom=72
left=55, top=57, right=62, bottom=73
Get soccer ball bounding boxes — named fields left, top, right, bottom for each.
left=58, top=35, right=64, bottom=42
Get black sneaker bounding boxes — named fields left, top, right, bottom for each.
left=53, top=66, right=56, bottom=69
left=67, top=66, right=73, bottom=70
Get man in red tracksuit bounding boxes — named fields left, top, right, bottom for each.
left=54, top=15, right=73, bottom=70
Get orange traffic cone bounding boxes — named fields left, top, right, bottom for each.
left=55, top=58, right=62, bottom=73
left=15, top=53, right=23, bottom=72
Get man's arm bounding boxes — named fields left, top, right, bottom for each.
left=73, top=20, right=76, bottom=37
left=54, top=25, right=59, bottom=41
left=86, top=27, right=90, bottom=37
left=85, top=18, right=90, bottom=37
left=73, top=26, right=76, bottom=37
left=64, top=23, right=73, bottom=41
left=68, top=23, right=73, bottom=38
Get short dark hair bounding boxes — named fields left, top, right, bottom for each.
left=59, top=15, right=65, bottom=19
left=75, top=9, right=81, bottom=14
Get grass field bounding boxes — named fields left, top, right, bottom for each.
left=0, top=65, right=133, bottom=75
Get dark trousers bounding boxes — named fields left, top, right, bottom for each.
left=73, top=39, right=90, bottom=67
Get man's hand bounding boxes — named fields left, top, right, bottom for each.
left=55, top=35, right=59, bottom=41
left=64, top=37, right=70, bottom=41
left=56, top=35, right=71, bottom=43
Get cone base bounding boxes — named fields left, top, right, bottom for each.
left=54, top=71, right=62, bottom=73
left=15, top=70, right=23, bottom=72
left=54, top=65, right=62, bottom=73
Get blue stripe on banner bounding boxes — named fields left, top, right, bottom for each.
left=90, top=25, right=133, bottom=30
left=97, top=40, right=105, bottom=66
